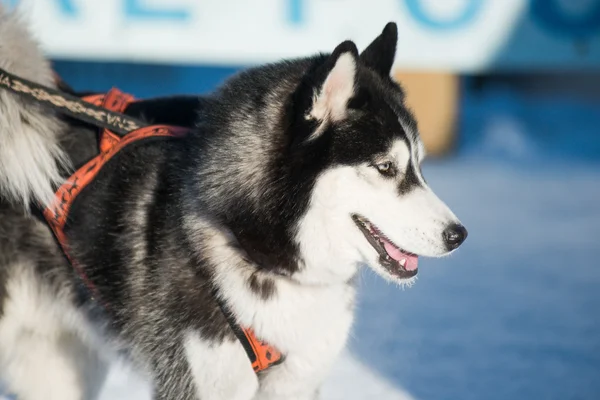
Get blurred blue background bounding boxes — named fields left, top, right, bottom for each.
left=2, top=0, right=600, bottom=399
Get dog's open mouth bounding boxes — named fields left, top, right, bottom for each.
left=352, top=214, right=418, bottom=279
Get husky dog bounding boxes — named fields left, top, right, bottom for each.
left=0, top=6, right=467, bottom=400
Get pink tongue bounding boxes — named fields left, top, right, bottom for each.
left=383, top=240, right=418, bottom=271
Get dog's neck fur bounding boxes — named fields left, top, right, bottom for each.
left=180, top=58, right=334, bottom=280
left=182, top=211, right=356, bottom=357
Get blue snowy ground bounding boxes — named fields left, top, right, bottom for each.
left=348, top=82, right=600, bottom=400
left=352, top=158, right=600, bottom=400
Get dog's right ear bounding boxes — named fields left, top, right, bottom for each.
left=308, top=40, right=359, bottom=124
left=360, top=22, right=398, bottom=78
left=289, top=41, right=359, bottom=144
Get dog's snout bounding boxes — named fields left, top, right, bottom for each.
left=442, top=223, right=468, bottom=250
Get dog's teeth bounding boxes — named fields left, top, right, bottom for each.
left=399, top=259, right=406, bottom=267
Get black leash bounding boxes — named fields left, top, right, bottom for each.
left=0, top=67, right=146, bottom=136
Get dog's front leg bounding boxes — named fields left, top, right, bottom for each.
left=175, top=332, right=258, bottom=400
left=252, top=359, right=325, bottom=400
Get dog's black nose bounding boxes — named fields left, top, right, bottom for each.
left=443, top=223, right=468, bottom=250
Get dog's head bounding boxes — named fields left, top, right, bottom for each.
left=289, top=23, right=467, bottom=285
left=191, top=23, right=466, bottom=286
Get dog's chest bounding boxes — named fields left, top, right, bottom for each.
left=250, top=282, right=356, bottom=372
left=213, top=261, right=356, bottom=378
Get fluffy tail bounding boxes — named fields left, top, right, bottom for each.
left=0, top=5, right=69, bottom=207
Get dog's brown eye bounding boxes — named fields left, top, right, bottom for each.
left=375, top=161, right=395, bottom=176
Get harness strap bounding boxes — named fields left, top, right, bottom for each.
left=42, top=89, right=186, bottom=305
left=36, top=86, right=282, bottom=373
left=213, top=291, right=284, bottom=373
left=0, top=67, right=145, bottom=135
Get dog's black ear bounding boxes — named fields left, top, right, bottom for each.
left=308, top=40, right=359, bottom=124
left=288, top=41, right=358, bottom=144
left=330, top=40, right=360, bottom=63
left=360, top=22, right=397, bottom=77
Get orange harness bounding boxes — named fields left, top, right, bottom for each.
left=41, top=87, right=282, bottom=374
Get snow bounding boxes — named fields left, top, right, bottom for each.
left=351, top=159, right=600, bottom=400
left=96, top=351, right=415, bottom=400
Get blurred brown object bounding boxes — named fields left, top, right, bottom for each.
left=393, top=71, right=459, bottom=157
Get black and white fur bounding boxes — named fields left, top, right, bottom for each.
left=0, top=6, right=467, bottom=400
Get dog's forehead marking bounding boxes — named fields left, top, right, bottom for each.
left=389, top=131, right=427, bottom=192
left=373, top=90, right=427, bottom=189
left=389, top=140, right=410, bottom=168
left=416, top=140, right=426, bottom=163
left=396, top=116, right=420, bottom=155
left=379, top=90, right=424, bottom=163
